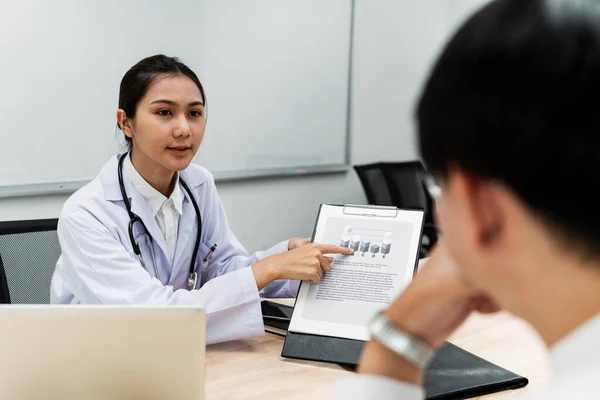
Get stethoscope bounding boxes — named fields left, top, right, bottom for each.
left=117, top=152, right=205, bottom=290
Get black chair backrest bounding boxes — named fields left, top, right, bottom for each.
left=353, top=161, right=434, bottom=224
left=0, top=219, right=59, bottom=304
left=354, top=161, right=439, bottom=258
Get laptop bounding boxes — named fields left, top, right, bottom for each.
left=0, top=305, right=206, bottom=400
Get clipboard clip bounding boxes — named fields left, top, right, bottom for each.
left=342, top=204, right=399, bottom=218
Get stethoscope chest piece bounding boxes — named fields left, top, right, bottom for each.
left=187, top=272, right=198, bottom=290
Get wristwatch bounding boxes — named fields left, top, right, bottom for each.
left=368, top=310, right=435, bottom=369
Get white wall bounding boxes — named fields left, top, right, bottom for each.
left=0, top=0, right=486, bottom=252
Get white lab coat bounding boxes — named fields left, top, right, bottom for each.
left=51, top=154, right=299, bottom=344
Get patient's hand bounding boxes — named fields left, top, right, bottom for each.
left=381, top=242, right=499, bottom=347
left=357, top=241, right=500, bottom=384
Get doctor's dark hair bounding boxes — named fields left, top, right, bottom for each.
left=417, top=0, right=600, bottom=256
left=117, top=54, right=207, bottom=149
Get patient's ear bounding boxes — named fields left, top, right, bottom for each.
left=447, top=169, right=504, bottom=251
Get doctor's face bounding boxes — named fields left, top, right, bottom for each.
left=126, top=74, right=206, bottom=174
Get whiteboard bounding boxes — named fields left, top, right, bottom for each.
left=0, top=0, right=352, bottom=192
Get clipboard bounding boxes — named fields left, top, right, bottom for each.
left=280, top=204, right=528, bottom=399
left=281, top=203, right=425, bottom=365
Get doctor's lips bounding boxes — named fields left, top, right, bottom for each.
left=167, top=146, right=192, bottom=156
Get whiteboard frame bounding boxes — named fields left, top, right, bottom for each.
left=0, top=164, right=350, bottom=198
left=0, top=0, right=355, bottom=199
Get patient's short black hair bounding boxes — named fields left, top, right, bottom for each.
left=417, top=0, right=600, bottom=256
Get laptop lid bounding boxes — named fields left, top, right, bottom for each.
left=0, top=305, right=206, bottom=400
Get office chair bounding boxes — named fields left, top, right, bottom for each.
left=353, top=161, right=438, bottom=257
left=0, top=219, right=60, bottom=304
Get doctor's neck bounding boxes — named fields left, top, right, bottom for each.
left=129, top=149, right=178, bottom=198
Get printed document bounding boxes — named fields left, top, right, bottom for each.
left=288, top=204, right=424, bottom=341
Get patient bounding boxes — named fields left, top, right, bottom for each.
left=333, top=0, right=600, bottom=398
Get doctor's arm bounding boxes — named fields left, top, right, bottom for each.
left=57, top=212, right=266, bottom=344
left=199, top=178, right=352, bottom=297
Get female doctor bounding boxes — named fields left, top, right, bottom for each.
left=50, top=54, right=353, bottom=344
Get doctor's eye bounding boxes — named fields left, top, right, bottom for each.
left=189, top=110, right=203, bottom=118
left=156, top=109, right=172, bottom=116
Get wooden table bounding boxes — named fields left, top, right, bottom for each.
left=206, top=300, right=550, bottom=399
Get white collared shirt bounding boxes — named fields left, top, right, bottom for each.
left=122, top=154, right=184, bottom=264
left=332, top=312, right=600, bottom=399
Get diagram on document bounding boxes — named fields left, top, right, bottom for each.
left=322, top=216, right=413, bottom=271
left=339, top=225, right=393, bottom=259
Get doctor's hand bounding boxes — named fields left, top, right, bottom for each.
left=356, top=241, right=500, bottom=385
left=252, top=243, right=354, bottom=290
left=288, top=237, right=311, bottom=250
